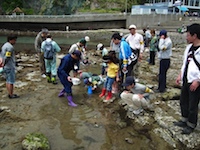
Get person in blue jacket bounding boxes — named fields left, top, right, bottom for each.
left=112, top=32, right=133, bottom=83
left=57, top=50, right=81, bottom=107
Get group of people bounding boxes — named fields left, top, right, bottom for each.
left=0, top=23, right=200, bottom=135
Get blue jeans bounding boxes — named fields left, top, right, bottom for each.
left=103, top=77, right=115, bottom=91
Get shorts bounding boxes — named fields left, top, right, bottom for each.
left=4, top=68, right=15, bottom=84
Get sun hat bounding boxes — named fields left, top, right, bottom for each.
left=129, top=24, right=137, bottom=30
left=97, top=43, right=103, bottom=50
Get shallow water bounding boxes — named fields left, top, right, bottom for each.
left=0, top=36, right=110, bottom=54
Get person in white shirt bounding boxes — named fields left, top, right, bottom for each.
left=174, top=23, right=200, bottom=135
left=126, top=24, right=144, bottom=79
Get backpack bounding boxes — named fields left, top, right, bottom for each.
left=44, top=41, right=54, bottom=60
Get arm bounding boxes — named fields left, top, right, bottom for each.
left=34, top=33, right=41, bottom=53
left=53, top=42, right=61, bottom=52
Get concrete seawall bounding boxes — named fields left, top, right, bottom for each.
left=0, top=14, right=183, bottom=32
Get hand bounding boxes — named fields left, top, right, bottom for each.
left=138, top=94, right=143, bottom=99
left=190, top=80, right=200, bottom=92
left=67, top=76, right=72, bottom=82
left=0, top=58, right=4, bottom=67
left=139, top=53, right=143, bottom=62
left=176, top=74, right=181, bottom=85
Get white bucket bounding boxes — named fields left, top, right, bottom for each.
left=72, top=78, right=81, bottom=85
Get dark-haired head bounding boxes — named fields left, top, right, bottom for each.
left=46, top=34, right=52, bottom=39
left=7, top=34, right=17, bottom=42
left=187, top=23, right=200, bottom=39
left=111, top=32, right=122, bottom=40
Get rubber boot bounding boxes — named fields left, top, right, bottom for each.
left=99, top=88, right=106, bottom=98
left=58, top=89, right=65, bottom=97
left=106, top=91, right=112, bottom=101
left=67, top=95, right=77, bottom=107
left=51, top=76, right=58, bottom=84
left=46, top=72, right=51, bottom=83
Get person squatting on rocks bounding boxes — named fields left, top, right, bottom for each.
left=155, top=30, right=172, bottom=93
left=57, top=50, right=82, bottom=107
left=96, top=43, right=108, bottom=76
left=99, top=53, right=119, bottom=102
left=126, top=24, right=144, bottom=81
left=149, top=29, right=158, bottom=65
left=174, top=23, right=200, bottom=135
left=41, top=34, right=61, bottom=84
left=111, top=32, right=133, bottom=84
left=34, top=28, right=49, bottom=78
left=120, top=76, right=154, bottom=115
left=0, top=34, right=19, bottom=99
left=80, top=71, right=104, bottom=91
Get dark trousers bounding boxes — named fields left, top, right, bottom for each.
left=119, top=60, right=135, bottom=82
left=58, top=71, right=73, bottom=94
left=158, top=59, right=170, bottom=92
left=180, top=82, right=200, bottom=128
left=149, top=51, right=156, bottom=65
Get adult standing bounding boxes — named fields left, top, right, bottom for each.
left=34, top=28, right=48, bottom=78
left=149, top=29, right=158, bottom=65
left=126, top=24, right=144, bottom=80
left=112, top=33, right=132, bottom=83
left=174, top=23, right=200, bottom=134
left=1, top=34, right=19, bottom=98
left=57, top=50, right=81, bottom=107
left=41, top=34, right=61, bottom=84
left=156, top=30, right=172, bottom=93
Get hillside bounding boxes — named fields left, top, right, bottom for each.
left=0, top=0, right=144, bottom=15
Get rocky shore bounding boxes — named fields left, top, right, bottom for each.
left=0, top=30, right=200, bottom=150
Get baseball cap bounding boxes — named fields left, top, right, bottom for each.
left=79, top=38, right=87, bottom=46
left=159, top=30, right=167, bottom=36
left=122, top=76, right=135, bottom=87
left=72, top=50, right=81, bottom=59
left=129, top=24, right=136, bottom=30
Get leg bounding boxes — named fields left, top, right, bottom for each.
left=5, top=69, right=19, bottom=98
left=158, top=59, right=170, bottom=92
left=39, top=52, right=46, bottom=76
left=51, top=59, right=58, bottom=84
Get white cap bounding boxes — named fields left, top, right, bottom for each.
left=85, top=36, right=90, bottom=42
left=129, top=24, right=136, bottom=29
left=97, top=43, right=103, bottom=50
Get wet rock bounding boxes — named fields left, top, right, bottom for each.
left=161, top=88, right=181, bottom=101
left=22, top=133, right=50, bottom=150
left=117, top=121, right=127, bottom=128
left=15, top=81, right=28, bottom=88
left=125, top=138, right=134, bottom=144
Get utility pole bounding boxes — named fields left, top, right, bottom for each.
left=125, top=0, right=127, bottom=14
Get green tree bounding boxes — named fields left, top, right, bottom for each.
left=1, top=0, right=23, bottom=14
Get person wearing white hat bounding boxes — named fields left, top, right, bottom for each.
left=126, top=24, right=144, bottom=80
left=97, top=43, right=108, bottom=76
left=85, top=36, right=90, bottom=42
